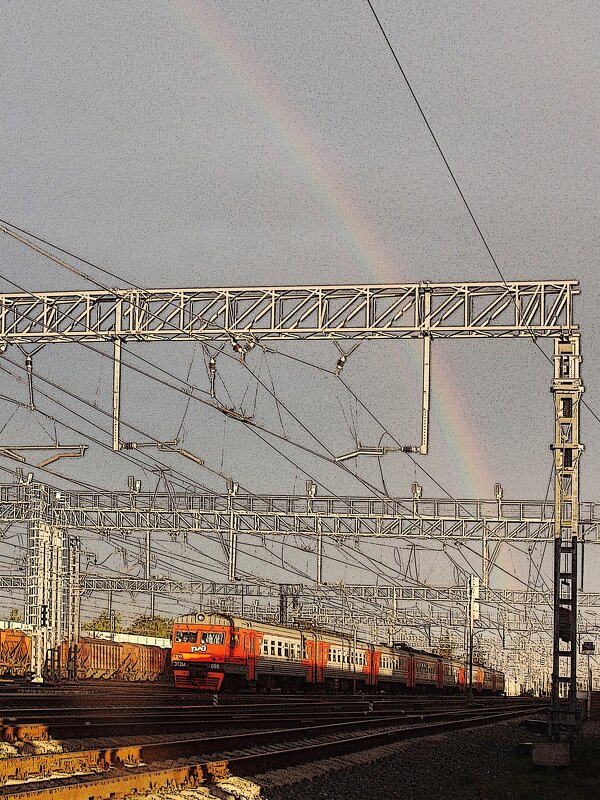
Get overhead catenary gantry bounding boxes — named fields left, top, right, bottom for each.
left=0, top=279, right=578, bottom=450
left=0, top=277, right=582, bottom=720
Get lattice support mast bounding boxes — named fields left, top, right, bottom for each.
left=551, top=335, right=583, bottom=727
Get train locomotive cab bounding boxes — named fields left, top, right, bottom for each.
left=171, top=615, right=228, bottom=690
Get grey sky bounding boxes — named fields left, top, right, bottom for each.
left=0, top=1, right=598, bottom=619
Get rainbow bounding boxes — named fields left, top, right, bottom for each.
left=170, top=0, right=506, bottom=580
left=172, top=0, right=397, bottom=276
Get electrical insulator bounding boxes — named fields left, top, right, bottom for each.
left=335, top=355, right=346, bottom=376
left=210, top=360, right=217, bottom=397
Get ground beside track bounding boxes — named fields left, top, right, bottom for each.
left=257, top=720, right=600, bottom=800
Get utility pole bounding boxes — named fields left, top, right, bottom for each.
left=551, top=335, right=583, bottom=734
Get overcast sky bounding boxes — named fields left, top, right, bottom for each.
left=0, top=1, right=598, bottom=617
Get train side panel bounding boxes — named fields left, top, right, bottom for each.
left=170, top=615, right=505, bottom=696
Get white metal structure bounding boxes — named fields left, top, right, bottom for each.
left=0, top=278, right=582, bottom=719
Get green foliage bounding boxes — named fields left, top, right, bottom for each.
left=82, top=610, right=122, bottom=633
left=126, top=614, right=173, bottom=639
left=8, top=608, right=23, bottom=623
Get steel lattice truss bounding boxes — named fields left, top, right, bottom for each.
left=2, top=575, right=599, bottom=609
left=2, top=479, right=600, bottom=610
left=0, top=281, right=578, bottom=343
left=2, top=482, right=600, bottom=542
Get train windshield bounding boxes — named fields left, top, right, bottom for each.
left=201, top=632, right=224, bottom=645
left=175, top=630, right=198, bottom=644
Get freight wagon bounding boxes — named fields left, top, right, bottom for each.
left=0, top=629, right=31, bottom=679
left=58, top=637, right=170, bottom=681
left=171, top=613, right=505, bottom=695
left=0, top=627, right=170, bottom=683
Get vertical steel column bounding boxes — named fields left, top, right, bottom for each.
left=419, top=288, right=431, bottom=455
left=227, top=482, right=238, bottom=581
left=112, top=337, right=122, bottom=451
left=482, top=521, right=489, bottom=589
left=25, top=514, right=64, bottom=681
left=316, top=519, right=323, bottom=584
left=66, top=537, right=81, bottom=645
left=551, top=335, right=583, bottom=729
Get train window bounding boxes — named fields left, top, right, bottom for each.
left=174, top=630, right=198, bottom=644
left=201, top=633, right=224, bottom=645
left=270, top=641, right=275, bottom=656
left=262, top=641, right=269, bottom=655
left=284, top=643, right=289, bottom=658
left=302, top=643, right=307, bottom=659
left=277, top=641, right=282, bottom=657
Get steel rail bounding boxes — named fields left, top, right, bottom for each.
left=3, top=704, right=545, bottom=799
left=3, top=698, right=530, bottom=740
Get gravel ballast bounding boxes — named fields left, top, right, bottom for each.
left=257, top=720, right=600, bottom=800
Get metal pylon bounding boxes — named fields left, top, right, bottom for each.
left=24, top=483, right=66, bottom=681
left=551, top=335, right=583, bottom=731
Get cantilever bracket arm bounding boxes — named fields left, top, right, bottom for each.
left=37, top=445, right=88, bottom=468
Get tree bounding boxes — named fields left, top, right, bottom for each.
left=82, top=610, right=122, bottom=633
left=8, top=608, right=23, bottom=623
left=127, top=615, right=173, bottom=639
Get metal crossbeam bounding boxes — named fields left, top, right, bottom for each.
left=2, top=482, right=600, bottom=542
left=2, top=575, right=600, bottom=608
left=0, top=281, right=577, bottom=343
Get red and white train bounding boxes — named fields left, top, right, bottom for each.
left=171, top=613, right=505, bottom=695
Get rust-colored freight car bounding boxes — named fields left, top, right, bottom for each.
left=59, top=637, right=169, bottom=682
left=0, top=625, right=170, bottom=683
left=119, top=641, right=169, bottom=681
left=0, top=629, right=31, bottom=678
left=61, top=638, right=121, bottom=680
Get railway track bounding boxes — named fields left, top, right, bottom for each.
left=1, top=695, right=543, bottom=740
left=0, top=701, right=545, bottom=798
